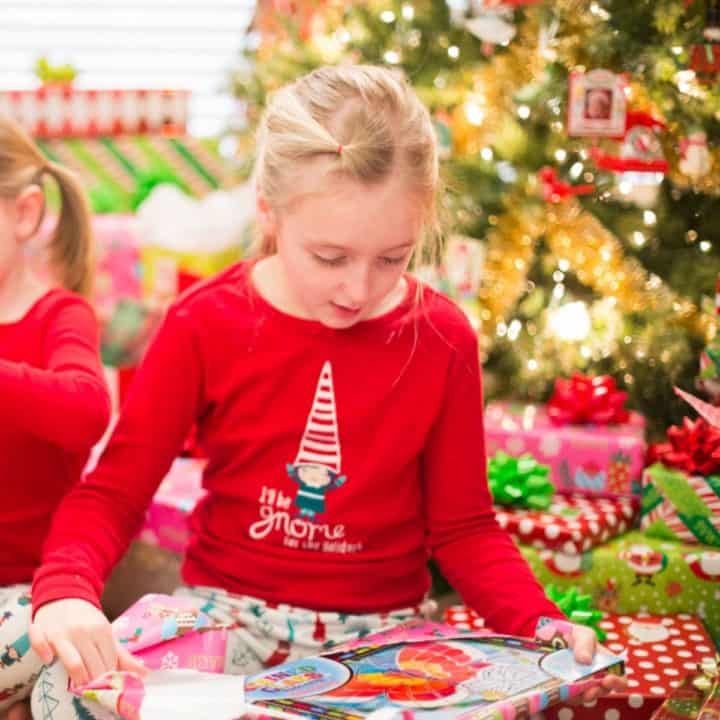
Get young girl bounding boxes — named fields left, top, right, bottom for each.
left=30, top=66, right=623, bottom=718
left=0, top=117, right=111, bottom=719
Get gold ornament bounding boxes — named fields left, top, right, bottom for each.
left=477, top=197, right=713, bottom=356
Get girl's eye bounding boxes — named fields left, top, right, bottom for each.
left=379, top=256, right=406, bottom=266
left=313, top=254, right=346, bottom=267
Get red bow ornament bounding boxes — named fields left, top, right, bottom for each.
left=547, top=373, right=629, bottom=425
left=648, top=416, right=720, bottom=476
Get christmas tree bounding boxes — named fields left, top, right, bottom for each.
left=234, top=0, right=720, bottom=436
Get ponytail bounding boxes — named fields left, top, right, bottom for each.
left=43, top=162, right=94, bottom=298
left=0, top=116, right=94, bottom=298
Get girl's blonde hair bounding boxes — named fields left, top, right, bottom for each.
left=0, top=115, right=94, bottom=298
left=255, top=64, right=441, bottom=266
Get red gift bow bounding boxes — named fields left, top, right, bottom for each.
left=648, top=416, right=720, bottom=476
left=547, top=373, right=629, bottom=425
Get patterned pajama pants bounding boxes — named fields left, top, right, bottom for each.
left=0, top=585, right=43, bottom=714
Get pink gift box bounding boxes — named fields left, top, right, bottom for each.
left=93, top=214, right=142, bottom=318
left=32, top=213, right=141, bottom=317
left=485, top=402, right=646, bottom=497
left=139, top=458, right=206, bottom=554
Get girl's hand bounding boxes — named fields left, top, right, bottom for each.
left=30, top=598, right=146, bottom=685
left=568, top=623, right=628, bottom=702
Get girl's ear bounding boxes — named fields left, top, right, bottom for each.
left=13, top=184, right=45, bottom=242
left=256, top=193, right=278, bottom=239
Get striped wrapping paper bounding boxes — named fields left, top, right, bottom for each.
left=641, top=463, right=720, bottom=548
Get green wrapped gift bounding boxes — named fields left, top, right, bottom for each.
left=488, top=451, right=554, bottom=510
left=519, top=530, right=720, bottom=647
left=642, top=463, right=720, bottom=548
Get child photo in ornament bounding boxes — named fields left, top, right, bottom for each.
left=584, top=88, right=612, bottom=121
left=568, top=70, right=626, bottom=137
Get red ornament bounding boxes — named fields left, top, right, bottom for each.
left=591, top=111, right=668, bottom=173
left=648, top=416, right=720, bottom=476
left=688, top=0, right=720, bottom=83
left=547, top=373, right=629, bottom=426
left=538, top=166, right=595, bottom=203
left=691, top=43, right=720, bottom=82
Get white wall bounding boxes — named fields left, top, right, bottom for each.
left=0, top=0, right=256, bottom=136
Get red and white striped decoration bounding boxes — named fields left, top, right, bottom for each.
left=642, top=470, right=720, bottom=544
left=0, top=88, right=189, bottom=138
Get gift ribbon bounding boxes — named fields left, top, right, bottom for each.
left=547, top=373, right=629, bottom=426
left=488, top=451, right=554, bottom=509
left=694, top=653, right=720, bottom=692
left=649, top=653, right=720, bottom=720
left=544, top=585, right=606, bottom=642
left=647, top=415, right=720, bottom=476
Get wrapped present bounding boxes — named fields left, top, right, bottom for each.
left=519, top=530, right=720, bottom=647
left=651, top=653, right=720, bottom=720
left=642, top=464, right=720, bottom=548
left=32, top=213, right=142, bottom=317
left=485, top=401, right=646, bottom=497
left=31, top=593, right=229, bottom=720
left=495, top=492, right=639, bottom=554
left=540, top=613, right=718, bottom=720
left=100, top=299, right=163, bottom=368
left=139, top=458, right=206, bottom=555
left=443, top=605, right=486, bottom=631
left=112, top=593, right=226, bottom=673
left=0, top=87, right=188, bottom=138
left=136, top=184, right=253, bottom=300
left=93, top=214, right=142, bottom=319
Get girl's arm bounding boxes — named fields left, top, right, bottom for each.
left=422, top=321, right=565, bottom=638
left=32, top=304, right=203, bottom=612
left=0, top=298, right=110, bottom=451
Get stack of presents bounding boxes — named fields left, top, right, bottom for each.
left=453, top=371, right=720, bottom=719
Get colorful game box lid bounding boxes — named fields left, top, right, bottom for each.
left=73, top=620, right=623, bottom=720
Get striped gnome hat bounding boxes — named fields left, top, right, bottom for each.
left=294, top=361, right=342, bottom=474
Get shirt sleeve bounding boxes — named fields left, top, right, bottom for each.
left=0, top=298, right=110, bottom=452
left=422, top=319, right=565, bottom=637
left=32, top=305, right=203, bottom=613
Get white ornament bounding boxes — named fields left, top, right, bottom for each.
left=679, top=130, right=711, bottom=181
left=464, top=11, right=516, bottom=45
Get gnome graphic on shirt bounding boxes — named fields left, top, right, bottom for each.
left=286, top=362, right=347, bottom=521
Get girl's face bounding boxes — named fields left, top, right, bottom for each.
left=261, top=171, right=424, bottom=329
